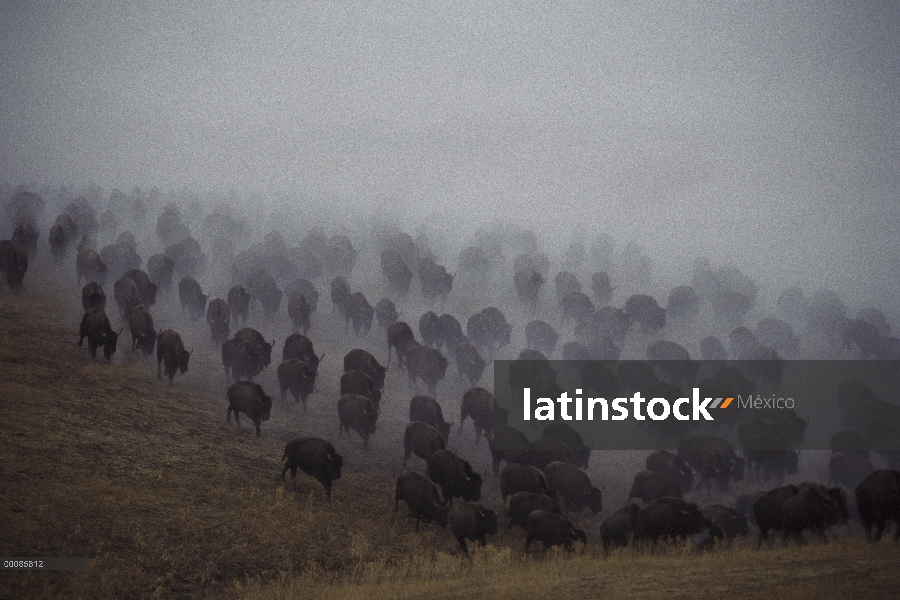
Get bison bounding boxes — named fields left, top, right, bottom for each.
left=113, top=275, right=141, bottom=318
left=645, top=450, right=693, bottom=493
left=226, top=381, right=272, bottom=437
left=419, top=311, right=441, bottom=347
left=277, top=359, right=316, bottom=407
left=227, top=284, right=251, bottom=325
left=374, top=298, right=400, bottom=330
left=222, top=338, right=262, bottom=382
left=453, top=342, right=487, bottom=387
left=1, top=243, right=28, bottom=292
left=506, top=491, right=563, bottom=532
left=405, top=344, right=448, bottom=395
left=281, top=437, right=343, bottom=500
left=542, top=422, right=590, bottom=469
left=525, top=511, right=586, bottom=551
left=404, top=421, right=446, bottom=465
left=387, top=321, right=418, bottom=366
left=156, top=329, right=191, bottom=385
left=500, top=463, right=555, bottom=502
left=283, top=333, right=322, bottom=374
left=206, top=298, right=231, bottom=347
left=702, top=504, right=749, bottom=539
left=234, top=327, right=274, bottom=369
left=601, top=503, right=640, bottom=551
left=127, top=305, right=157, bottom=356
left=781, top=484, right=849, bottom=544
left=178, top=277, right=208, bottom=320
left=525, top=320, right=559, bottom=356
left=636, top=497, right=721, bottom=545
left=123, top=268, right=158, bottom=307
left=628, top=470, right=683, bottom=504
left=426, top=450, right=483, bottom=504
left=409, top=395, right=453, bottom=439
left=459, top=387, right=497, bottom=445
left=81, top=282, right=106, bottom=312
left=394, top=470, right=449, bottom=530
left=489, top=427, right=534, bottom=475
left=344, top=291, right=374, bottom=335
left=287, top=293, right=312, bottom=334
left=337, top=394, right=379, bottom=447
left=340, top=370, right=381, bottom=408
left=147, top=253, right=175, bottom=295
left=855, top=469, right=900, bottom=542
left=76, top=248, right=108, bottom=287
left=544, top=461, right=602, bottom=513
left=449, top=502, right=497, bottom=554
left=343, top=349, right=387, bottom=390
left=77, top=308, right=120, bottom=361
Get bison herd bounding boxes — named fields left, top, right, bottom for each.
left=2, top=186, right=900, bottom=559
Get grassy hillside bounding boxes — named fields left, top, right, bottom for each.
left=0, top=271, right=897, bottom=599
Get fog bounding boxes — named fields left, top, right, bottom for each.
left=2, top=1, right=899, bottom=317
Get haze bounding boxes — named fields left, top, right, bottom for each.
left=2, top=1, right=898, bottom=318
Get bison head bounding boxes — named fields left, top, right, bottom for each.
left=462, top=471, right=483, bottom=502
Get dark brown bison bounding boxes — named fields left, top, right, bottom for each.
left=449, top=502, right=497, bottom=554
left=525, top=511, right=586, bottom=551
left=753, top=484, right=800, bottom=546
left=541, top=422, right=590, bottom=469
left=628, top=470, right=683, bottom=504
left=453, top=342, right=488, bottom=387
left=277, top=359, right=316, bottom=407
left=337, top=394, right=379, bottom=447
left=205, top=298, right=231, bottom=347
left=781, top=484, right=849, bottom=544
left=645, top=450, right=693, bottom=493
left=702, top=504, right=749, bottom=539
left=77, top=308, right=120, bottom=361
left=156, top=329, right=191, bottom=385
left=281, top=437, right=343, bottom=500
left=226, top=381, right=272, bottom=437
left=489, top=427, right=534, bottom=475
left=409, top=395, right=453, bottom=439
left=113, top=275, right=141, bottom=318
left=1, top=242, right=28, bottom=292
left=506, top=491, right=563, bottom=531
left=81, top=282, right=106, bottom=312
left=330, top=276, right=351, bottom=316
left=76, top=248, right=108, bottom=287
left=234, top=327, right=274, bottom=369
left=48, top=223, right=70, bottom=261
left=855, top=469, right=900, bottom=542
left=123, top=268, right=157, bottom=307
left=459, top=387, right=497, bottom=445
left=227, top=285, right=251, bottom=325
left=221, top=338, right=261, bottom=382
left=387, top=321, right=418, bottom=366
left=426, top=450, right=483, bottom=504
left=127, top=305, right=157, bottom=356
left=636, top=497, right=721, bottom=545
left=343, top=349, right=387, bottom=390
left=394, top=470, right=449, bottom=530
left=500, top=463, right=555, bottom=502
left=544, top=461, right=602, bottom=513
left=601, top=503, right=640, bottom=551
left=287, top=293, right=312, bottom=334
left=285, top=279, right=319, bottom=313
left=282, top=333, right=322, bottom=374
left=404, top=421, right=446, bottom=465
left=178, top=277, right=208, bottom=320
left=147, top=253, right=175, bottom=295
left=405, top=344, right=448, bottom=395
left=340, top=370, right=380, bottom=408
left=677, top=436, right=730, bottom=493
left=375, top=298, right=399, bottom=330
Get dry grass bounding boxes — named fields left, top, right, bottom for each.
left=0, top=272, right=898, bottom=599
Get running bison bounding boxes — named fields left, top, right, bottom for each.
left=404, top=421, right=447, bottom=466
left=127, top=305, right=157, bottom=356
left=426, top=450, right=483, bottom=504
left=277, top=359, right=317, bottom=407
left=226, top=381, right=273, bottom=437
left=449, top=502, right=497, bottom=554
left=156, top=329, right=191, bottom=385
left=77, top=308, right=120, bottom=361
left=394, top=470, right=449, bottom=531
left=855, top=469, right=900, bottom=542
left=337, top=394, right=379, bottom=447
left=525, top=511, right=586, bottom=551
left=281, top=437, right=343, bottom=500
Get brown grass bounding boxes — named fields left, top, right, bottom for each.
left=0, top=272, right=898, bottom=599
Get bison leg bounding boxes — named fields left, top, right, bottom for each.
left=254, top=419, right=261, bottom=437
left=456, top=534, right=469, bottom=554
left=318, top=477, right=332, bottom=500
left=88, top=339, right=98, bottom=359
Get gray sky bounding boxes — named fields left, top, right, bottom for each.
left=2, top=1, right=899, bottom=310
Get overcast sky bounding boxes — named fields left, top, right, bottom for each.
left=1, top=1, right=898, bottom=310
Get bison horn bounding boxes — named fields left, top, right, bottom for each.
left=319, top=352, right=325, bottom=361
left=189, top=348, right=194, bottom=356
